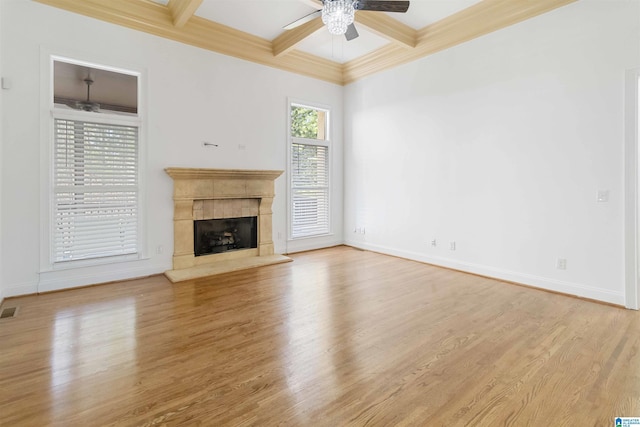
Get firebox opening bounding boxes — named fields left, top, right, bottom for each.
left=194, top=216, right=257, bottom=257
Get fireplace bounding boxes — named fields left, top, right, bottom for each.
left=164, top=168, right=292, bottom=282
left=194, top=216, right=257, bottom=256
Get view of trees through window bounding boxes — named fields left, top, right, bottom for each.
left=289, top=103, right=330, bottom=239
left=290, top=105, right=326, bottom=140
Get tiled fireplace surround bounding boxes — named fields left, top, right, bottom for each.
left=164, top=168, right=292, bottom=282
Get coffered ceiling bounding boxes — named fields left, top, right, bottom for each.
left=34, top=0, right=578, bottom=85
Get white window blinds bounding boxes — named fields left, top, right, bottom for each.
left=53, top=118, right=139, bottom=262
left=291, top=142, right=329, bottom=238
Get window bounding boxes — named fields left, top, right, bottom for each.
left=50, top=58, right=141, bottom=264
left=53, top=118, right=138, bottom=262
left=289, top=103, right=330, bottom=238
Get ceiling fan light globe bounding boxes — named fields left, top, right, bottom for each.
left=322, top=0, right=355, bottom=36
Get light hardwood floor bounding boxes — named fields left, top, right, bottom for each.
left=1, top=246, right=639, bottom=426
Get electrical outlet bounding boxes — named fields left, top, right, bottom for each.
left=431, top=239, right=437, bottom=247
left=156, top=245, right=163, bottom=254
left=597, top=190, right=609, bottom=203
left=449, top=241, right=456, bottom=251
left=556, top=258, right=567, bottom=270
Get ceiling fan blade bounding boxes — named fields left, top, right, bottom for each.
left=283, top=9, right=322, bottom=30
left=345, top=23, right=359, bottom=41
left=355, top=0, right=410, bottom=13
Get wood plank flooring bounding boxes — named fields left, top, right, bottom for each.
left=1, top=246, right=639, bottom=426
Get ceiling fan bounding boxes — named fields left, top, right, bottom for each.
left=76, top=78, right=100, bottom=112
left=284, top=0, right=410, bottom=41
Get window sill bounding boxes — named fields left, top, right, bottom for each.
left=289, top=232, right=334, bottom=241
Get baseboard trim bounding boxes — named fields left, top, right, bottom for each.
left=3, top=281, right=39, bottom=298
left=37, top=263, right=170, bottom=294
left=5, top=242, right=624, bottom=306
left=285, top=237, right=344, bottom=255
left=344, top=240, right=625, bottom=306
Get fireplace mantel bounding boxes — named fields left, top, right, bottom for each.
left=164, top=168, right=291, bottom=282
left=165, top=168, right=284, bottom=182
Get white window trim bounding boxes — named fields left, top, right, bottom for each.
left=287, top=98, right=333, bottom=241
left=39, top=51, right=148, bottom=273
left=624, top=68, right=640, bottom=309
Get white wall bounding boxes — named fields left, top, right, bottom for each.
left=1, top=0, right=343, bottom=296
left=344, top=0, right=640, bottom=305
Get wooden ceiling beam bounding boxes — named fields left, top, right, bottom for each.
left=355, top=11, right=417, bottom=48
left=168, top=0, right=204, bottom=28
left=272, top=17, right=325, bottom=57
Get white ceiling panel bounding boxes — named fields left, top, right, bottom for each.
left=296, top=26, right=389, bottom=63
left=195, top=0, right=318, bottom=40
left=387, top=0, right=482, bottom=28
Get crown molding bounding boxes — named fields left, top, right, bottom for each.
left=34, top=0, right=578, bottom=86
left=34, top=0, right=344, bottom=84
left=343, top=0, right=579, bottom=84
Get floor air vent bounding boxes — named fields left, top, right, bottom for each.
left=0, top=307, right=18, bottom=319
